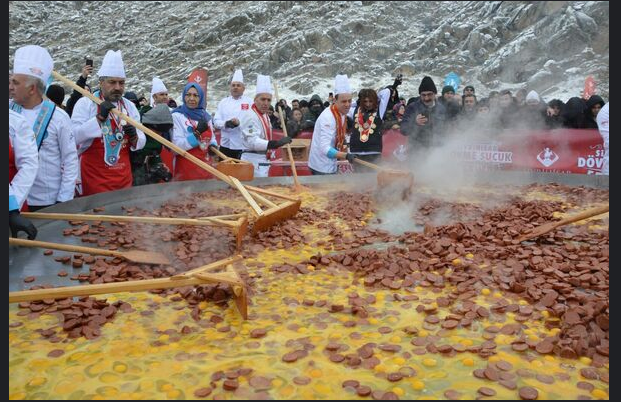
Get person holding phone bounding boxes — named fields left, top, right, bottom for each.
left=65, top=57, right=94, bottom=117
left=400, top=76, right=447, bottom=152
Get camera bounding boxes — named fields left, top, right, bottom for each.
left=145, top=162, right=172, bottom=183
left=85, top=57, right=93, bottom=67
left=144, top=155, right=172, bottom=183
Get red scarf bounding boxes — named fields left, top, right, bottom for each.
left=330, top=104, right=347, bottom=151
left=252, top=104, right=272, bottom=141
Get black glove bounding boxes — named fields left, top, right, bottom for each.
left=195, top=120, right=209, bottom=134
left=345, top=153, right=357, bottom=163
left=98, top=100, right=116, bottom=121
left=9, top=210, right=37, bottom=240
left=123, top=124, right=137, bottom=141
left=267, top=136, right=293, bottom=149
left=208, top=145, right=218, bottom=157
left=224, top=119, right=238, bottom=128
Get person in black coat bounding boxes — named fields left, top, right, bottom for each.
left=562, top=97, right=587, bottom=129
left=349, top=88, right=384, bottom=171
left=583, top=95, right=605, bottom=129
left=401, top=76, right=447, bottom=151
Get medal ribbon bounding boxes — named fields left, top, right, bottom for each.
left=252, top=104, right=275, bottom=159
left=96, top=91, right=126, bottom=166
left=330, top=104, right=347, bottom=152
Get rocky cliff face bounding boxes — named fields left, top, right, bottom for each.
left=9, top=1, right=609, bottom=108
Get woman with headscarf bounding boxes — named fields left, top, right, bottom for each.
left=171, top=82, right=218, bottom=181
left=349, top=88, right=384, bottom=172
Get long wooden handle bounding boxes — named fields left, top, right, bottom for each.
left=23, top=212, right=237, bottom=228
left=9, top=276, right=205, bottom=303
left=210, top=146, right=248, bottom=164
left=273, top=83, right=301, bottom=187
left=555, top=204, right=609, bottom=227
left=353, top=158, right=383, bottom=172
left=9, top=237, right=120, bottom=258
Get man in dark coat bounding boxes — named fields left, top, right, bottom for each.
left=300, top=94, right=324, bottom=130
left=400, top=76, right=447, bottom=151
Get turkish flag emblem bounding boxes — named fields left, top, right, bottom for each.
left=241, top=104, right=249, bottom=110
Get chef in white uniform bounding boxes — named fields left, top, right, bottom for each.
left=213, top=69, right=253, bottom=160
left=9, top=109, right=39, bottom=239
left=9, top=45, right=78, bottom=211
left=308, top=74, right=356, bottom=175
left=239, top=74, right=292, bottom=177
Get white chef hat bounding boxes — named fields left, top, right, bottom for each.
left=150, top=76, right=168, bottom=106
left=232, top=69, right=244, bottom=84
left=525, top=90, right=540, bottom=104
left=13, top=45, right=54, bottom=85
left=97, top=50, right=126, bottom=78
left=334, top=74, right=352, bottom=95
left=255, top=74, right=273, bottom=96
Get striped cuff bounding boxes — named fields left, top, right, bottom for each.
left=327, top=147, right=338, bottom=159
left=186, top=134, right=200, bottom=148
left=9, top=195, right=19, bottom=211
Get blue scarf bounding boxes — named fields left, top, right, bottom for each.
left=172, top=83, right=211, bottom=122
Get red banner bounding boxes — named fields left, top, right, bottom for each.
left=211, top=128, right=605, bottom=176
left=381, top=128, right=605, bottom=175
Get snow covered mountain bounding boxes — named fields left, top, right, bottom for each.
left=9, top=1, right=609, bottom=109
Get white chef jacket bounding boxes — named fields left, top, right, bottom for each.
left=308, top=107, right=346, bottom=174
left=213, top=95, right=253, bottom=150
left=71, top=96, right=146, bottom=154
left=14, top=102, right=79, bottom=206
left=171, top=112, right=217, bottom=151
left=239, top=107, right=273, bottom=177
left=9, top=110, right=38, bottom=210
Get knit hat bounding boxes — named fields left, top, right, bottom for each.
left=418, top=76, right=437, bottom=94
left=45, top=84, right=65, bottom=106
left=463, top=85, right=475, bottom=94
left=124, top=91, right=138, bottom=102
left=142, top=104, right=173, bottom=128
left=441, top=85, right=455, bottom=95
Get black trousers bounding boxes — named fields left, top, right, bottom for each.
left=219, top=146, right=243, bottom=160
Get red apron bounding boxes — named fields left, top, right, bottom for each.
left=173, top=127, right=215, bottom=181
left=9, top=138, right=28, bottom=211
left=80, top=137, right=132, bottom=196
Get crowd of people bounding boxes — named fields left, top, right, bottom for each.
left=9, top=45, right=610, bottom=239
